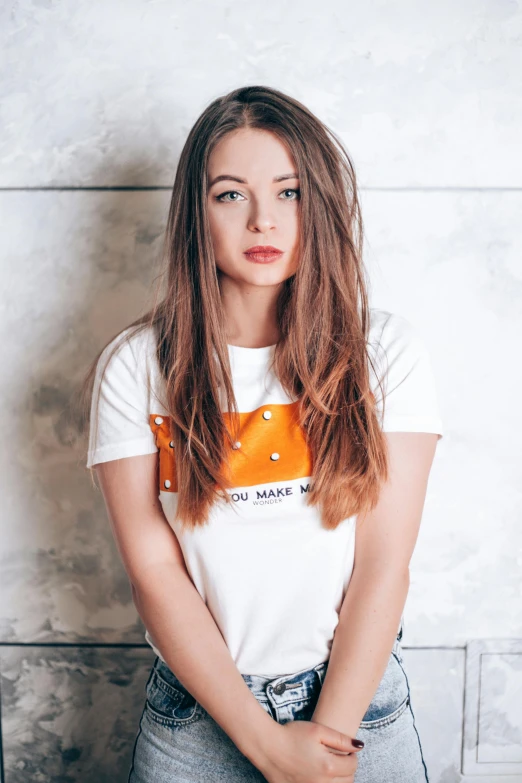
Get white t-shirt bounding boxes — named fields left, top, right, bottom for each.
left=86, top=308, right=443, bottom=676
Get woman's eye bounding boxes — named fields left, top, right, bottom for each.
left=215, top=191, right=245, bottom=203
left=215, top=188, right=300, bottom=203
left=280, top=188, right=300, bottom=200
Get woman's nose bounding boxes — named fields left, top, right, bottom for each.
left=247, top=201, right=276, bottom=233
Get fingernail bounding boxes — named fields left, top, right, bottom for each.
left=352, top=739, right=365, bottom=748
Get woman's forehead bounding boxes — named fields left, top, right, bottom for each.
left=208, top=130, right=297, bottom=180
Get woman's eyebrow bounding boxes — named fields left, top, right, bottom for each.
left=208, top=173, right=299, bottom=187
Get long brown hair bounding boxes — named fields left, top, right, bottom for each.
left=79, top=85, right=390, bottom=532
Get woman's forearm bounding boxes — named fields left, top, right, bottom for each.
left=310, top=566, right=410, bottom=736
left=132, top=562, right=280, bottom=767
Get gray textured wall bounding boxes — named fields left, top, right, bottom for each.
left=1, top=2, right=521, bottom=781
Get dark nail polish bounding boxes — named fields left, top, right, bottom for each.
left=352, top=739, right=364, bottom=748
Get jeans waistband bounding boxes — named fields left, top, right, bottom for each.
left=153, top=627, right=403, bottom=711
left=241, top=659, right=328, bottom=705
left=240, top=631, right=403, bottom=706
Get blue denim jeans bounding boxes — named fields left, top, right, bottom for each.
left=128, top=630, right=429, bottom=782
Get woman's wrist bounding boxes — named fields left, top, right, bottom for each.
left=233, top=705, right=283, bottom=771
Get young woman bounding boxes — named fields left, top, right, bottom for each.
left=83, top=85, right=443, bottom=782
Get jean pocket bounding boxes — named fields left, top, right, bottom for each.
left=145, top=664, right=204, bottom=728
left=393, top=637, right=404, bottom=664
left=359, top=650, right=410, bottom=730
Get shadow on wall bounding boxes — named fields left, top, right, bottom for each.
left=1, top=157, right=172, bottom=781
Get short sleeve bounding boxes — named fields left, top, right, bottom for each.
left=369, top=312, right=444, bottom=439
left=86, top=328, right=159, bottom=468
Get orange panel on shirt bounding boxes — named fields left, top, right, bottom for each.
left=149, top=402, right=313, bottom=493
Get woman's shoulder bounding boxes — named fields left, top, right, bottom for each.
left=368, top=307, right=419, bottom=355
left=367, top=308, right=444, bottom=437
left=96, top=322, right=160, bottom=383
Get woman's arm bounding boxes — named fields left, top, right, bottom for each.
left=310, top=431, right=439, bottom=735
left=94, top=452, right=280, bottom=769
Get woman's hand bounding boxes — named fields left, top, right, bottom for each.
left=256, top=719, right=364, bottom=783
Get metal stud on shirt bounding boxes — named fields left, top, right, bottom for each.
left=154, top=416, right=163, bottom=425
left=169, top=441, right=174, bottom=448
left=270, top=453, right=280, bottom=461
left=262, top=410, right=272, bottom=420
left=232, top=441, right=241, bottom=449
left=164, top=479, right=171, bottom=489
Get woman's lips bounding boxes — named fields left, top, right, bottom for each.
left=244, top=250, right=284, bottom=264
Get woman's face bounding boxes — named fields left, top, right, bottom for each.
left=206, top=128, right=300, bottom=287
